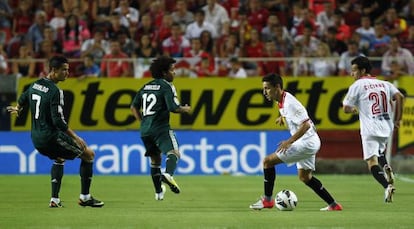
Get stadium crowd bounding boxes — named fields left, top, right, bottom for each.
left=0, top=0, right=413, bottom=79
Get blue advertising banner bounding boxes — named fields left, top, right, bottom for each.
left=0, top=131, right=297, bottom=175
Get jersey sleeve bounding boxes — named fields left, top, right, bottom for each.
left=164, top=83, right=180, bottom=112
left=17, top=86, right=30, bottom=107
left=342, top=83, right=359, bottom=107
left=287, top=100, right=310, bottom=125
left=50, top=89, right=68, bottom=131
left=131, top=89, right=142, bottom=110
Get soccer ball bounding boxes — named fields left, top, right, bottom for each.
left=275, top=189, right=298, bottom=211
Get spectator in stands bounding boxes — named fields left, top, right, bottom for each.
left=203, top=0, right=230, bottom=37
left=289, top=45, right=309, bottom=77
left=61, top=14, right=91, bottom=58
left=175, top=37, right=208, bottom=77
left=192, top=52, right=216, bottom=77
left=385, top=60, right=407, bottom=82
left=331, top=10, right=351, bottom=42
left=91, top=0, right=117, bottom=29
left=40, top=0, right=55, bottom=21
left=162, top=22, right=191, bottom=57
left=185, top=9, right=217, bottom=40
left=49, top=5, right=66, bottom=33
left=261, top=15, right=290, bottom=44
left=273, top=23, right=293, bottom=57
left=350, top=32, right=370, bottom=56
left=116, top=30, right=135, bottom=57
left=245, top=0, right=269, bottom=32
left=338, top=41, right=364, bottom=76
left=114, top=0, right=139, bottom=35
left=383, top=7, right=408, bottom=38
left=11, top=44, right=36, bottom=78
left=171, top=0, right=194, bottom=32
left=361, top=0, right=391, bottom=23
left=242, top=28, right=264, bottom=76
left=290, top=4, right=317, bottom=37
left=323, top=26, right=347, bottom=56
left=26, top=10, right=49, bottom=53
left=11, top=0, right=33, bottom=40
left=316, top=1, right=335, bottom=37
left=402, top=0, right=414, bottom=25
left=107, top=12, right=130, bottom=40
left=0, top=0, right=12, bottom=29
left=294, top=23, right=320, bottom=57
left=400, top=24, right=414, bottom=55
left=310, top=42, right=336, bottom=77
left=62, top=0, right=90, bottom=18
left=156, top=13, right=174, bottom=46
left=76, top=54, right=101, bottom=79
left=148, top=0, right=164, bottom=28
left=258, top=39, right=286, bottom=76
left=200, top=30, right=216, bottom=56
left=228, top=56, right=247, bottom=78
left=217, top=33, right=241, bottom=76
left=381, top=36, right=414, bottom=76
left=134, top=13, right=157, bottom=49
left=355, top=15, right=376, bottom=40
left=41, top=25, right=63, bottom=54
left=100, top=39, right=131, bottom=77
left=368, top=21, right=391, bottom=71
left=132, top=34, right=159, bottom=78
left=81, top=28, right=110, bottom=65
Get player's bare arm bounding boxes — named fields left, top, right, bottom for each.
left=66, top=128, right=87, bottom=151
left=277, top=120, right=311, bottom=154
left=275, top=116, right=284, bottom=126
left=343, top=105, right=358, bottom=114
left=173, top=104, right=191, bottom=114
left=130, top=106, right=143, bottom=121
left=393, top=92, right=405, bottom=128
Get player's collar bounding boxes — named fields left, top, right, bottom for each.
left=360, top=74, right=376, bottom=79
left=278, top=91, right=286, bottom=109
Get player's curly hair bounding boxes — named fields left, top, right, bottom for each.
left=262, top=73, right=283, bottom=89
left=150, top=56, right=177, bottom=79
left=351, top=56, right=372, bottom=73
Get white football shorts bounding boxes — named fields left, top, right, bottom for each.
left=276, top=135, right=321, bottom=171
left=361, top=135, right=388, bottom=160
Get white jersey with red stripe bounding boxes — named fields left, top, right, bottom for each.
left=342, top=76, right=400, bottom=137
left=278, top=91, right=317, bottom=139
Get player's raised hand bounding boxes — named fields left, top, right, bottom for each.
left=275, top=116, right=284, bottom=126
left=6, top=106, right=23, bottom=117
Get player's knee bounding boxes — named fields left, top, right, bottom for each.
left=151, top=154, right=162, bottom=165
left=82, top=148, right=95, bottom=162
left=168, top=150, right=181, bottom=159
left=54, top=158, right=65, bottom=165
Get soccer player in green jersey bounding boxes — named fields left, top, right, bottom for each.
left=131, top=56, right=191, bottom=200
left=7, top=56, right=104, bottom=208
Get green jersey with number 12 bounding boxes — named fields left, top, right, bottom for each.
left=131, top=78, right=181, bottom=136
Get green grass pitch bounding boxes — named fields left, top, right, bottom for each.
left=0, top=174, right=413, bottom=229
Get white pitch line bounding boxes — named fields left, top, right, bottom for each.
left=396, top=175, right=414, bottom=183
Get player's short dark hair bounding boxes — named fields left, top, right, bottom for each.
left=150, top=56, right=176, bottom=79
left=49, top=56, right=68, bottom=71
left=262, top=73, right=283, bottom=89
left=351, top=56, right=372, bottom=73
